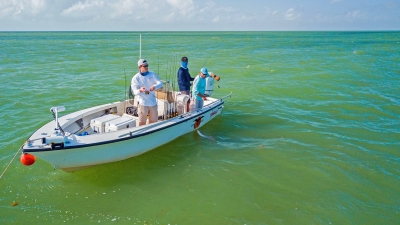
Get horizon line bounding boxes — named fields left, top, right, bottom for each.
left=1, top=29, right=399, bottom=32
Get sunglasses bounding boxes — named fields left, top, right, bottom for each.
left=142, top=65, right=148, bottom=68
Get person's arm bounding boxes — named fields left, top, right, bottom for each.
left=149, top=73, right=163, bottom=91
left=177, top=68, right=186, bottom=86
left=192, top=76, right=206, bottom=100
left=131, top=75, right=142, bottom=95
left=197, top=93, right=207, bottom=100
left=188, top=69, right=194, bottom=81
left=209, top=72, right=220, bottom=81
left=192, top=76, right=199, bottom=97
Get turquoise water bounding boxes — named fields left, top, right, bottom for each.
left=0, top=31, right=399, bottom=224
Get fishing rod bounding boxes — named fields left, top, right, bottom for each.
left=172, top=53, right=177, bottom=91
left=200, top=53, right=222, bottom=93
left=169, top=54, right=174, bottom=118
left=172, top=53, right=178, bottom=116
left=124, top=69, right=127, bottom=110
left=125, top=69, right=128, bottom=99
left=202, top=55, right=212, bottom=68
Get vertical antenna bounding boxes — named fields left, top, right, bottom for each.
left=124, top=69, right=127, bottom=100
left=124, top=69, right=127, bottom=110
left=139, top=34, right=142, bottom=59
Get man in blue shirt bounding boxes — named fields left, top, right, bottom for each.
left=177, top=56, right=194, bottom=95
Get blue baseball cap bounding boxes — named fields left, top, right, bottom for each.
left=200, top=68, right=208, bottom=75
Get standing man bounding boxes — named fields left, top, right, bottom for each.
left=131, top=59, right=163, bottom=126
left=192, top=68, right=209, bottom=109
left=177, top=56, right=194, bottom=95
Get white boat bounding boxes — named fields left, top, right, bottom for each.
left=21, top=81, right=231, bottom=172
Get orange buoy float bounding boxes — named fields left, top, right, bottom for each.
left=20, top=153, right=36, bottom=166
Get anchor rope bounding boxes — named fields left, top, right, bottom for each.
left=0, top=144, right=23, bottom=179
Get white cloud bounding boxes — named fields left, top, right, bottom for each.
left=105, top=0, right=197, bottom=22
left=197, top=1, right=215, bottom=14
left=0, top=0, right=46, bottom=17
left=62, top=0, right=104, bottom=16
left=0, top=0, right=398, bottom=31
left=264, top=7, right=280, bottom=19
left=166, top=0, right=194, bottom=15
left=0, top=0, right=262, bottom=25
left=30, top=0, right=46, bottom=14
left=285, top=8, right=301, bottom=20
left=214, top=6, right=234, bottom=13
left=164, top=12, right=176, bottom=22
left=346, top=10, right=361, bottom=19
left=212, top=15, right=220, bottom=22
left=166, top=0, right=193, bottom=9
left=0, top=4, right=14, bottom=18
left=109, top=0, right=137, bottom=19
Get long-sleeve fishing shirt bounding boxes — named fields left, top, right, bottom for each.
left=177, top=67, right=194, bottom=92
left=131, top=71, right=163, bottom=106
left=192, top=75, right=206, bottom=101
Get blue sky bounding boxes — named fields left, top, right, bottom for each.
left=1, top=0, right=399, bottom=31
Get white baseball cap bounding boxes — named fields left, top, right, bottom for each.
left=137, top=59, right=148, bottom=67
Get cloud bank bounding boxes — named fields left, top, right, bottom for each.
left=0, top=0, right=399, bottom=31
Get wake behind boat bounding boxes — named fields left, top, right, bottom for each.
left=20, top=80, right=231, bottom=171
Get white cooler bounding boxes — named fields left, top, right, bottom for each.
left=105, top=116, right=136, bottom=132
left=90, top=114, right=120, bottom=133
